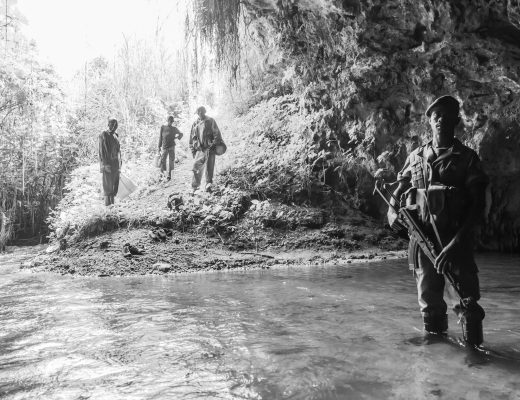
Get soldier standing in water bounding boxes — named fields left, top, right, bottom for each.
left=388, top=95, right=488, bottom=342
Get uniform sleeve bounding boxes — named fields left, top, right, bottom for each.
left=465, top=152, right=489, bottom=188
left=158, top=126, right=163, bottom=149
left=396, top=154, right=412, bottom=182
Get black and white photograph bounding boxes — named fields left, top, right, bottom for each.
left=1, top=0, right=520, bottom=399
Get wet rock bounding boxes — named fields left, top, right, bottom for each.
left=300, top=210, right=327, bottom=229
left=45, top=243, right=60, bottom=254
left=21, top=260, right=34, bottom=269
left=123, top=243, right=145, bottom=257
left=153, top=263, right=171, bottom=273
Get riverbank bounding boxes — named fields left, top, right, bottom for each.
left=21, top=226, right=407, bottom=277
left=21, top=155, right=407, bottom=277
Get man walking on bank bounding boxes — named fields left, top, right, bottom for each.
left=387, top=95, right=488, bottom=342
left=189, top=106, right=223, bottom=192
left=158, top=116, right=183, bottom=181
left=99, top=118, right=121, bottom=206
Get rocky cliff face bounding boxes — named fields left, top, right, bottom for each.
left=339, top=0, right=520, bottom=251
left=275, top=0, right=520, bottom=251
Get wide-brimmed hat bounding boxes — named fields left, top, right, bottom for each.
left=425, top=95, right=460, bottom=117
left=214, top=142, right=227, bottom=156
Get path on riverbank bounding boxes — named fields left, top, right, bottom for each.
left=23, top=155, right=407, bottom=277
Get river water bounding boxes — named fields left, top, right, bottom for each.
left=1, top=248, right=519, bottom=400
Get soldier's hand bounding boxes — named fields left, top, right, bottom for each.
left=435, top=240, right=458, bottom=275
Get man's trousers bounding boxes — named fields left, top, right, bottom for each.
left=160, top=146, right=175, bottom=177
left=192, top=149, right=215, bottom=190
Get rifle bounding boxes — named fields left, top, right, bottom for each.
left=373, top=179, right=485, bottom=345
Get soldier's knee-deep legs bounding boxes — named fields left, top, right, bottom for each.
left=415, top=250, right=447, bottom=333
left=415, top=249, right=482, bottom=335
left=452, top=267, right=484, bottom=345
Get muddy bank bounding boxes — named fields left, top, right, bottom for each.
left=26, top=156, right=408, bottom=277
left=21, top=223, right=407, bottom=277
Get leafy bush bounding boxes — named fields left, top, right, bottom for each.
left=169, top=186, right=251, bottom=235
left=217, top=95, right=316, bottom=201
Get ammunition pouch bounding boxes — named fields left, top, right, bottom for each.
left=403, top=184, right=467, bottom=234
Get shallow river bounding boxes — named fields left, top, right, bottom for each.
left=1, top=248, right=520, bottom=400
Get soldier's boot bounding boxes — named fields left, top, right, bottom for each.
left=454, top=298, right=485, bottom=346
left=423, top=313, right=448, bottom=335
left=104, top=196, right=111, bottom=206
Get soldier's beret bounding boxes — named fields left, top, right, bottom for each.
left=425, top=95, right=460, bottom=117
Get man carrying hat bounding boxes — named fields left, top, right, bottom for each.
left=189, top=106, right=223, bottom=193
left=387, top=95, right=488, bottom=342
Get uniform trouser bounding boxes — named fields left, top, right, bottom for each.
left=102, top=163, right=120, bottom=205
left=415, top=247, right=480, bottom=322
left=192, top=149, right=215, bottom=190
left=160, top=146, right=175, bottom=177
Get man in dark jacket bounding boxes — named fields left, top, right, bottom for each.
left=388, top=95, right=488, bottom=342
left=99, top=119, right=121, bottom=206
left=189, top=106, right=223, bottom=192
left=158, top=116, right=183, bottom=181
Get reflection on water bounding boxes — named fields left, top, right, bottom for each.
left=0, top=249, right=519, bottom=399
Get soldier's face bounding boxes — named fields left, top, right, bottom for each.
left=429, top=105, right=458, bottom=139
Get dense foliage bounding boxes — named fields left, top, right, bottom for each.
left=0, top=4, right=192, bottom=245
left=69, top=38, right=190, bottom=165
left=0, top=18, right=74, bottom=245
